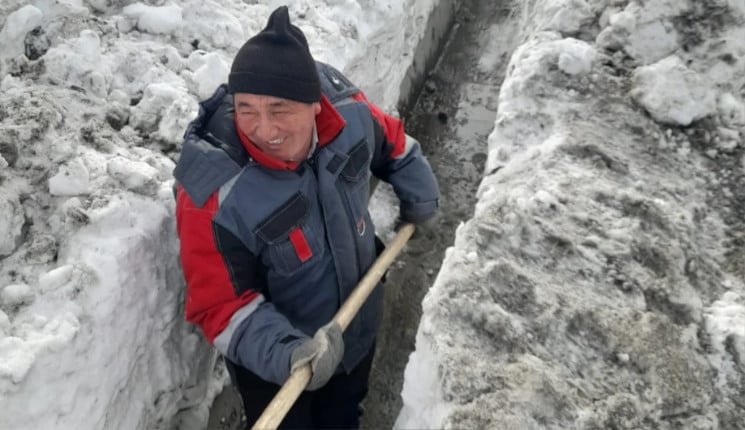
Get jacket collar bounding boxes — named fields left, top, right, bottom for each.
left=234, top=94, right=346, bottom=170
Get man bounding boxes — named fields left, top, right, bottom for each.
left=173, top=5, right=439, bottom=429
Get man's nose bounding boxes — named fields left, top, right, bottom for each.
left=254, top=117, right=276, bottom=142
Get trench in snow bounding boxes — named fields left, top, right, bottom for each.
left=205, top=1, right=521, bottom=428
left=361, top=1, right=519, bottom=428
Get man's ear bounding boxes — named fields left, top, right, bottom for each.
left=313, top=102, right=321, bottom=115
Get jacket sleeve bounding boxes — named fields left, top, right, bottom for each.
left=175, top=185, right=308, bottom=384
left=351, top=93, right=440, bottom=223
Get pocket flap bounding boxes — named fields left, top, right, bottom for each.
left=341, top=140, right=369, bottom=181
left=255, top=193, right=309, bottom=244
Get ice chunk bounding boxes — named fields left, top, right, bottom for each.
left=631, top=55, right=716, bottom=126
left=0, top=194, right=24, bottom=257
left=38, top=265, right=75, bottom=293
left=0, top=337, right=34, bottom=384
left=1, top=284, right=34, bottom=306
left=538, top=0, right=595, bottom=35
left=717, top=93, right=745, bottom=128
left=49, top=158, right=91, bottom=196
left=556, top=38, right=595, bottom=75
left=0, top=5, right=43, bottom=59
left=106, top=156, right=160, bottom=195
left=122, top=3, right=183, bottom=35
left=193, top=53, right=229, bottom=100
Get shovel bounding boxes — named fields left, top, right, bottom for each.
left=251, top=223, right=416, bottom=430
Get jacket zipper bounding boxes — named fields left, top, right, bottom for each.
left=306, top=155, right=345, bottom=307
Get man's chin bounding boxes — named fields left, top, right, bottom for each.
left=265, top=148, right=287, bottom=158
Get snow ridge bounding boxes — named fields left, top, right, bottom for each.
left=399, top=0, right=745, bottom=428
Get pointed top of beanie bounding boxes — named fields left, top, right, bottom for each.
left=228, top=6, right=321, bottom=103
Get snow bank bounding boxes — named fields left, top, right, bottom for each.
left=399, top=0, right=745, bottom=428
left=0, top=0, right=437, bottom=428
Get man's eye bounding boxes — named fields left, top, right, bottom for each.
left=240, top=111, right=257, bottom=116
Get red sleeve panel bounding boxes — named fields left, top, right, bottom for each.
left=351, top=92, right=407, bottom=158
left=176, top=185, right=261, bottom=343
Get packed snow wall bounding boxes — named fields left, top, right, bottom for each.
left=397, top=0, right=745, bottom=428
left=0, top=1, right=449, bottom=429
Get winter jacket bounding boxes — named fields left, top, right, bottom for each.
left=174, top=62, right=439, bottom=385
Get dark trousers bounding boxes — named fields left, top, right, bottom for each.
left=226, top=346, right=375, bottom=430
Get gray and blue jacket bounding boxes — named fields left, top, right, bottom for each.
left=174, top=62, right=439, bottom=385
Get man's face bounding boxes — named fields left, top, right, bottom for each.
left=234, top=93, right=321, bottom=162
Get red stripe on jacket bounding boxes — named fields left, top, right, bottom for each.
left=351, top=92, right=407, bottom=158
left=288, top=227, right=313, bottom=262
left=176, top=185, right=261, bottom=343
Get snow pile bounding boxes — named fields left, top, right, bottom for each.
left=0, top=1, right=438, bottom=429
left=399, top=0, right=745, bottom=428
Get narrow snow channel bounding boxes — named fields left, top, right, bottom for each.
left=361, top=1, right=520, bottom=428
left=205, top=1, right=521, bottom=428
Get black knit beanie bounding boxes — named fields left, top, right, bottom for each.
left=228, top=6, right=321, bottom=103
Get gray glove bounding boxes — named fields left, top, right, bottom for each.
left=289, top=321, right=344, bottom=391
left=394, top=215, right=436, bottom=239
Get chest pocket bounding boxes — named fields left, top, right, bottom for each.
left=255, top=193, right=323, bottom=277
left=338, top=140, right=371, bottom=230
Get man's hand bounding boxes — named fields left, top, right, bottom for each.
left=289, top=321, right=344, bottom=391
left=394, top=215, right=437, bottom=239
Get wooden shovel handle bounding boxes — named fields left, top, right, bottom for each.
left=251, top=223, right=416, bottom=430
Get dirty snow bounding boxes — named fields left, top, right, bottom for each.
left=398, top=0, right=745, bottom=429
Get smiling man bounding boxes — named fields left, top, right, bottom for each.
left=173, top=5, right=439, bottom=429
left=233, top=94, right=320, bottom=162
